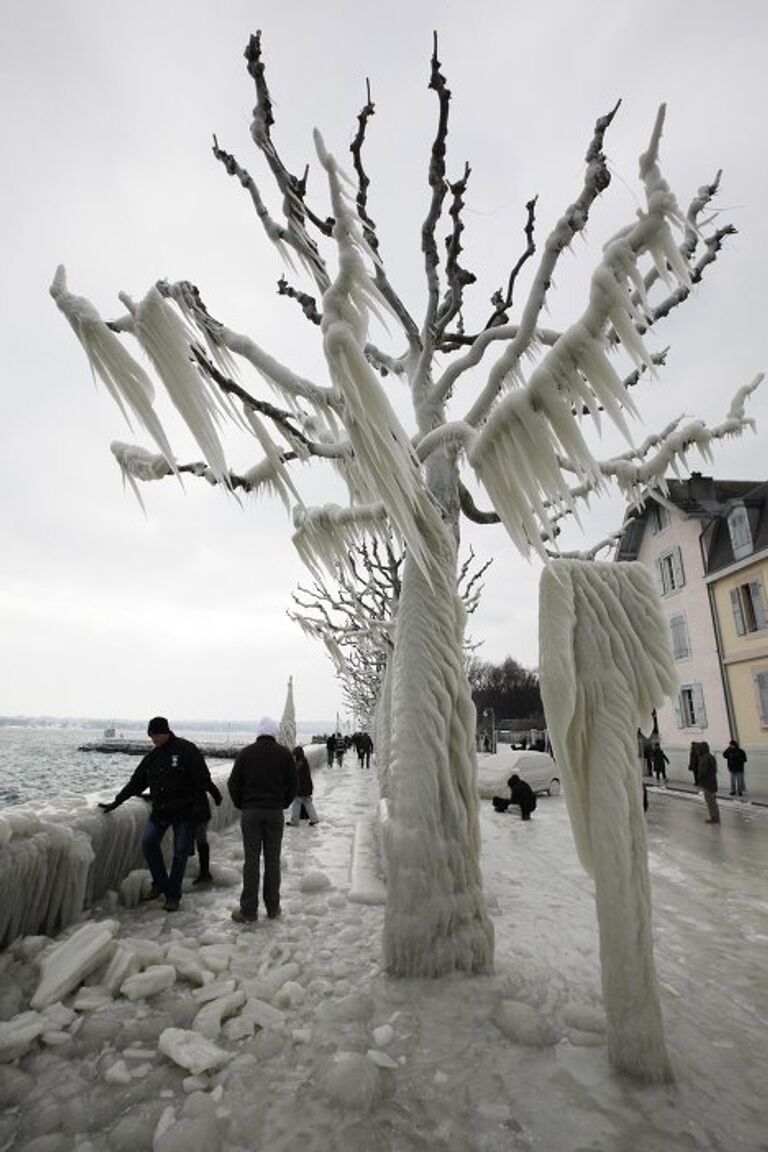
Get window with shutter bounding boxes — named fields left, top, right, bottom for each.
left=727, top=505, right=752, bottom=559
left=731, top=581, right=767, bottom=635
left=755, top=670, right=768, bottom=726
left=691, top=683, right=708, bottom=728
left=657, top=549, right=684, bottom=596
left=669, top=614, right=691, bottom=660
left=679, top=683, right=706, bottom=728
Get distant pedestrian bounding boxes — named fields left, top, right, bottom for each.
left=697, top=741, right=720, bottom=824
left=651, top=741, right=669, bottom=784
left=286, top=746, right=319, bottom=826
left=227, top=716, right=297, bottom=923
left=326, top=733, right=336, bottom=768
left=507, top=774, right=537, bottom=820
left=98, top=716, right=210, bottom=912
left=688, top=741, right=702, bottom=787
left=722, top=739, right=747, bottom=797
left=334, top=733, right=345, bottom=767
left=359, top=731, right=373, bottom=769
left=190, top=766, right=224, bottom=885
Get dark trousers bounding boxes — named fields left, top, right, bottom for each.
left=240, top=808, right=284, bottom=918
left=141, top=817, right=196, bottom=901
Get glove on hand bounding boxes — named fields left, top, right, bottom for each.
left=98, top=802, right=116, bottom=813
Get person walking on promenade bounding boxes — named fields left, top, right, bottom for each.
left=190, top=765, right=223, bottom=885
left=286, top=746, right=319, bottom=826
left=359, top=731, right=373, bottom=769
left=326, top=733, right=336, bottom=768
left=697, top=742, right=720, bottom=824
left=651, top=740, right=669, bottom=784
left=98, top=716, right=209, bottom=911
left=227, top=716, right=296, bottom=924
left=507, top=773, right=537, bottom=820
left=722, top=739, right=747, bottom=797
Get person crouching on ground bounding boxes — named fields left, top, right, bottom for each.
left=98, top=716, right=210, bottom=912
left=227, top=716, right=297, bottom=924
left=507, top=773, right=537, bottom=820
left=287, top=746, right=319, bottom=827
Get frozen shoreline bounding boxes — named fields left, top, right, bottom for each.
left=1, top=761, right=767, bottom=1150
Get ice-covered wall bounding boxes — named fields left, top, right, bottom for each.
left=0, top=769, right=237, bottom=950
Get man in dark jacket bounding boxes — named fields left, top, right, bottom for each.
left=697, top=742, right=720, bottom=824
left=99, top=716, right=210, bottom=911
left=507, top=773, right=537, bottom=820
left=722, top=739, right=747, bottom=797
left=228, top=716, right=297, bottom=924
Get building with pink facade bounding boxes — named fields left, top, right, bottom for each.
left=616, top=475, right=767, bottom=791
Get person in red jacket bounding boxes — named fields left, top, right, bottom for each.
left=227, top=716, right=296, bottom=923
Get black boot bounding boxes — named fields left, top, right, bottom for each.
left=193, top=843, right=212, bottom=885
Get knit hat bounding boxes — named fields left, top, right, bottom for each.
left=147, top=716, right=171, bottom=736
left=256, top=716, right=279, bottom=739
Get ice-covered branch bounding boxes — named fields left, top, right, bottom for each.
left=349, top=76, right=421, bottom=351
left=482, top=196, right=538, bottom=331
left=291, top=501, right=388, bottom=583
left=50, top=267, right=177, bottom=470
left=434, top=163, right=477, bottom=340
left=276, top=275, right=322, bottom=325
left=599, top=377, right=762, bottom=503
left=467, top=101, right=620, bottom=425
left=242, top=33, right=333, bottom=288
left=416, top=33, right=452, bottom=388
left=432, top=322, right=561, bottom=404
left=415, top=420, right=476, bottom=463
left=458, top=482, right=501, bottom=525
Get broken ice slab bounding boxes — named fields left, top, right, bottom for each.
left=31, top=919, right=119, bottom=1009
left=192, top=989, right=245, bottom=1039
left=158, top=1027, right=232, bottom=1075
left=121, top=964, right=177, bottom=1001
left=0, top=1010, right=47, bottom=1062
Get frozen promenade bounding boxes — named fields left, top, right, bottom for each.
left=1, top=761, right=767, bottom=1152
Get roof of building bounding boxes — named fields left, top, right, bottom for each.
left=615, top=474, right=768, bottom=571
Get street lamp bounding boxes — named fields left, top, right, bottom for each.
left=482, top=707, right=496, bottom=754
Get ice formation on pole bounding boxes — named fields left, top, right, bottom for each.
left=278, top=676, right=296, bottom=749
left=539, top=559, right=676, bottom=1082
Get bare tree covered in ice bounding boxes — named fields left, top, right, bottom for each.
left=52, top=32, right=760, bottom=1076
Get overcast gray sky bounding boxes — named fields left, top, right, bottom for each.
left=1, top=1, right=766, bottom=724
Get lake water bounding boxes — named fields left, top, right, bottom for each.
left=0, top=726, right=265, bottom=809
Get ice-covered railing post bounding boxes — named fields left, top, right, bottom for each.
left=52, top=30, right=760, bottom=1052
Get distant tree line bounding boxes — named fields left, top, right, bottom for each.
left=468, top=656, right=543, bottom=726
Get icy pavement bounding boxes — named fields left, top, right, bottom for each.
left=1, top=763, right=767, bottom=1151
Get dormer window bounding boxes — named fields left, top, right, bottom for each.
left=727, top=504, right=752, bottom=559
left=649, top=503, right=669, bottom=535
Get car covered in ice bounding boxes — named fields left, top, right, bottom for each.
left=476, top=749, right=561, bottom=799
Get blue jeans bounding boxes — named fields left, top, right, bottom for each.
left=141, top=817, right=196, bottom=901
left=240, top=808, right=284, bottom=918
left=729, top=770, right=745, bottom=796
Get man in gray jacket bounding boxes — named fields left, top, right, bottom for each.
left=227, top=716, right=296, bottom=923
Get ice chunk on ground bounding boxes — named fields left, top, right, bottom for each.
left=121, top=936, right=166, bottom=967
left=317, top=991, right=375, bottom=1024
left=0, top=1010, right=47, bottom=1062
left=367, top=1048, right=398, bottom=1069
left=192, top=989, right=245, bottom=1039
left=273, top=980, right=304, bottom=1008
left=166, top=944, right=211, bottom=986
left=104, top=1057, right=133, bottom=1085
left=239, top=997, right=285, bottom=1030
left=299, top=870, right=331, bottom=893
left=372, top=1023, right=394, bottom=1047
left=31, top=919, right=119, bottom=1009
left=102, top=943, right=141, bottom=994
left=563, top=1003, right=606, bottom=1033
left=321, top=1050, right=383, bottom=1111
left=192, top=977, right=237, bottom=1004
left=158, top=1027, right=232, bottom=1075
left=494, top=1000, right=561, bottom=1047
left=121, top=964, right=176, bottom=1000
left=199, top=944, right=231, bottom=974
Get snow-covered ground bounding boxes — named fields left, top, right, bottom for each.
left=1, top=760, right=766, bottom=1151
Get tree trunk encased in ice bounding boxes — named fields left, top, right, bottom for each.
left=383, top=541, right=494, bottom=977
left=539, top=560, right=676, bottom=1082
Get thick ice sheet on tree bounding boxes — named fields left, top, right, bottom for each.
left=539, top=559, right=676, bottom=1082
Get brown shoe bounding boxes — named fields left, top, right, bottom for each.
left=231, top=909, right=258, bottom=924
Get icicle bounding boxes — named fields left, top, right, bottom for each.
left=242, top=405, right=301, bottom=507
left=50, top=267, right=178, bottom=469
left=127, top=287, right=229, bottom=484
